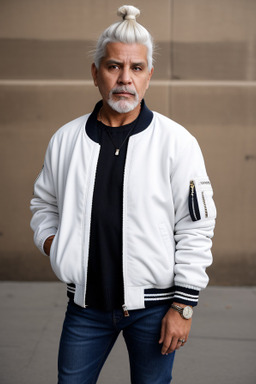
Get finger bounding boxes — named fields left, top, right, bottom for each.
left=159, top=321, right=166, bottom=344
left=161, top=334, right=173, bottom=355
left=180, top=339, right=187, bottom=347
left=175, top=340, right=183, bottom=350
left=167, top=337, right=187, bottom=353
left=161, top=340, right=171, bottom=355
left=165, top=337, right=179, bottom=354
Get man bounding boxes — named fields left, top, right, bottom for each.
left=30, top=5, right=216, bottom=384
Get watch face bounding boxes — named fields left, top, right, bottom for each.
left=183, top=306, right=193, bottom=319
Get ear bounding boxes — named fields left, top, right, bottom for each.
left=149, top=67, right=154, bottom=80
left=146, top=67, right=154, bottom=89
left=91, top=63, right=98, bottom=87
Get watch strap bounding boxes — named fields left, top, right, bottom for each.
left=171, top=304, right=184, bottom=315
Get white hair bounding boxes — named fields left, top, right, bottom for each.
left=94, top=5, right=154, bottom=70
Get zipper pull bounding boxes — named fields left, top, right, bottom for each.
left=122, top=304, right=130, bottom=317
left=190, top=180, right=195, bottom=196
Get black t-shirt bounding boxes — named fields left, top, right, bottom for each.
left=86, top=118, right=138, bottom=311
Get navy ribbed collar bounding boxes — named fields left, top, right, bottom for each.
left=85, top=99, right=153, bottom=144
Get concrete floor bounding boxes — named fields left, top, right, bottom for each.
left=0, top=282, right=256, bottom=384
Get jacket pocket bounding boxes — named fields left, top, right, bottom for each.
left=49, top=230, right=58, bottom=264
left=189, top=178, right=216, bottom=221
left=189, top=180, right=201, bottom=221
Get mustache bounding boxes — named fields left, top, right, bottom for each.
left=110, top=86, right=137, bottom=96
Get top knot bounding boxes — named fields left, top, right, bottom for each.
left=117, top=5, right=140, bottom=21
left=94, top=4, right=154, bottom=70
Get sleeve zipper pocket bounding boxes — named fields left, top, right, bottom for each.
left=189, top=181, right=201, bottom=221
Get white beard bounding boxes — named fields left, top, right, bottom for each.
left=107, top=87, right=140, bottom=113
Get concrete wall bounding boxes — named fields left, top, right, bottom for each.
left=0, top=0, right=255, bottom=284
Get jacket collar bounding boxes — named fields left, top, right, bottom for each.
left=85, top=99, right=154, bottom=144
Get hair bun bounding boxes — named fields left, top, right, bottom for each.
left=117, top=5, right=140, bottom=21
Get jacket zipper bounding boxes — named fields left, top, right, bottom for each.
left=189, top=181, right=201, bottom=221
left=83, top=145, right=101, bottom=308
left=121, top=139, right=131, bottom=318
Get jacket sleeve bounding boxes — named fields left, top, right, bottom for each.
left=30, top=139, right=59, bottom=256
left=171, top=135, right=216, bottom=306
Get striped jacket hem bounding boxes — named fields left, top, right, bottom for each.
left=67, top=284, right=199, bottom=308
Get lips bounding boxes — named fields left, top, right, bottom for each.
left=112, top=87, right=136, bottom=97
left=114, top=91, right=132, bottom=95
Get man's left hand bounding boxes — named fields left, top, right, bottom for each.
left=159, top=304, right=192, bottom=355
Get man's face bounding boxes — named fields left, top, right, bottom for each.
left=91, top=42, right=153, bottom=114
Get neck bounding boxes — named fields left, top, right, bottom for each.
left=98, top=102, right=141, bottom=127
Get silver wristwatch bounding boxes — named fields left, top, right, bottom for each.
left=171, top=304, right=193, bottom=319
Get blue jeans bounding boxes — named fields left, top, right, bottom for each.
left=58, top=301, right=175, bottom=384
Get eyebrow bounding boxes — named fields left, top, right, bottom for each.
left=105, top=59, right=147, bottom=67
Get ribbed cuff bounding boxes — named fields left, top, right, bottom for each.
left=173, top=286, right=199, bottom=307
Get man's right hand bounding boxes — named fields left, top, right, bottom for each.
left=43, top=235, right=55, bottom=256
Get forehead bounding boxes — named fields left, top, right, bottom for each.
left=102, top=42, right=148, bottom=64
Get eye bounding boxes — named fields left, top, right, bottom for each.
left=108, top=64, right=119, bottom=70
left=133, top=66, right=142, bottom=71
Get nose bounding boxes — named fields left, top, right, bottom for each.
left=118, top=67, right=132, bottom=85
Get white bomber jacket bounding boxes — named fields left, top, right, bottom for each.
left=30, top=101, right=216, bottom=310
